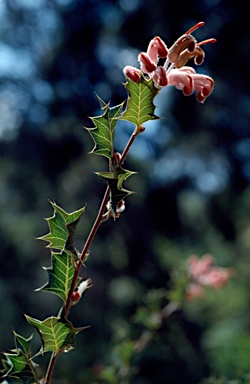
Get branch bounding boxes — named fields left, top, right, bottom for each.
left=44, top=351, right=59, bottom=384
left=64, top=185, right=110, bottom=317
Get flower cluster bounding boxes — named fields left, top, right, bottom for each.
left=123, top=22, right=216, bottom=103
left=186, top=254, right=234, bottom=301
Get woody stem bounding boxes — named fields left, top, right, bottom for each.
left=64, top=185, right=110, bottom=317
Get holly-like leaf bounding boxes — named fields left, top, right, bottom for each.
left=1, top=332, right=39, bottom=384
left=38, top=201, right=85, bottom=252
left=120, top=76, right=160, bottom=126
left=25, top=315, right=85, bottom=355
left=86, top=98, right=124, bottom=160
left=3, top=353, right=28, bottom=376
left=13, top=332, right=33, bottom=358
left=96, top=166, right=136, bottom=213
left=36, top=250, right=78, bottom=303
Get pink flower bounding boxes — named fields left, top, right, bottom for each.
left=138, top=36, right=168, bottom=75
left=167, top=67, right=214, bottom=102
left=167, top=68, right=193, bottom=96
left=185, top=254, right=234, bottom=301
left=123, top=65, right=141, bottom=82
left=139, top=52, right=157, bottom=73
left=168, top=35, right=196, bottom=64
left=123, top=21, right=216, bottom=102
left=188, top=254, right=214, bottom=280
left=198, top=267, right=233, bottom=289
left=145, top=36, right=168, bottom=64
left=186, top=283, right=205, bottom=301
left=152, top=66, right=168, bottom=87
left=175, top=45, right=205, bottom=68
left=191, top=73, right=214, bottom=102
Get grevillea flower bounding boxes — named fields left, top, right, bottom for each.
left=123, top=21, right=216, bottom=103
left=185, top=254, right=234, bottom=301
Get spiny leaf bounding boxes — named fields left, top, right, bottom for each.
left=95, top=92, right=109, bottom=110
left=38, top=201, right=85, bottom=252
left=36, top=250, right=79, bottom=303
left=25, top=315, right=85, bottom=355
left=86, top=98, right=124, bottom=160
left=3, top=353, right=27, bottom=375
left=96, top=166, right=136, bottom=213
left=1, top=333, right=38, bottom=384
left=13, top=332, right=33, bottom=358
left=120, top=76, right=160, bottom=126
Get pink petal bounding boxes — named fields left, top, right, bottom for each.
left=168, top=68, right=194, bottom=96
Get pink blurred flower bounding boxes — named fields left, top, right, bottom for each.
left=123, top=21, right=216, bottom=103
left=186, top=283, right=205, bottom=301
left=186, top=254, right=234, bottom=301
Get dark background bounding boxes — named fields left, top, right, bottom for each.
left=0, top=1, right=250, bottom=383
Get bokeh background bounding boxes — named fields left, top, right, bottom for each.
left=0, top=0, right=250, bottom=383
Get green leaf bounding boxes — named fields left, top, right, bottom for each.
left=95, top=92, right=108, bottom=110
left=38, top=201, right=85, bottom=252
left=96, top=166, right=136, bottom=213
left=1, top=332, right=39, bottom=384
left=36, top=250, right=77, bottom=303
left=120, top=76, right=160, bottom=126
left=3, top=353, right=28, bottom=375
left=25, top=315, right=85, bottom=355
left=12, top=332, right=36, bottom=362
left=86, top=98, right=124, bottom=160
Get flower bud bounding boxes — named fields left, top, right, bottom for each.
left=111, top=152, right=122, bottom=167
left=154, top=36, right=168, bottom=58
left=153, top=66, right=168, bottom=87
left=71, top=278, right=92, bottom=306
left=71, top=291, right=81, bottom=305
left=146, top=36, right=168, bottom=65
left=138, top=52, right=157, bottom=73
left=116, top=200, right=125, bottom=214
left=123, top=66, right=141, bottom=82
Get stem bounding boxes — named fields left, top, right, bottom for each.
left=29, top=356, right=40, bottom=384
left=80, top=185, right=111, bottom=262
left=134, top=301, right=179, bottom=354
left=119, top=126, right=140, bottom=165
left=64, top=185, right=110, bottom=317
left=44, top=351, right=59, bottom=384
left=161, top=301, right=180, bottom=318
left=65, top=125, right=140, bottom=317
